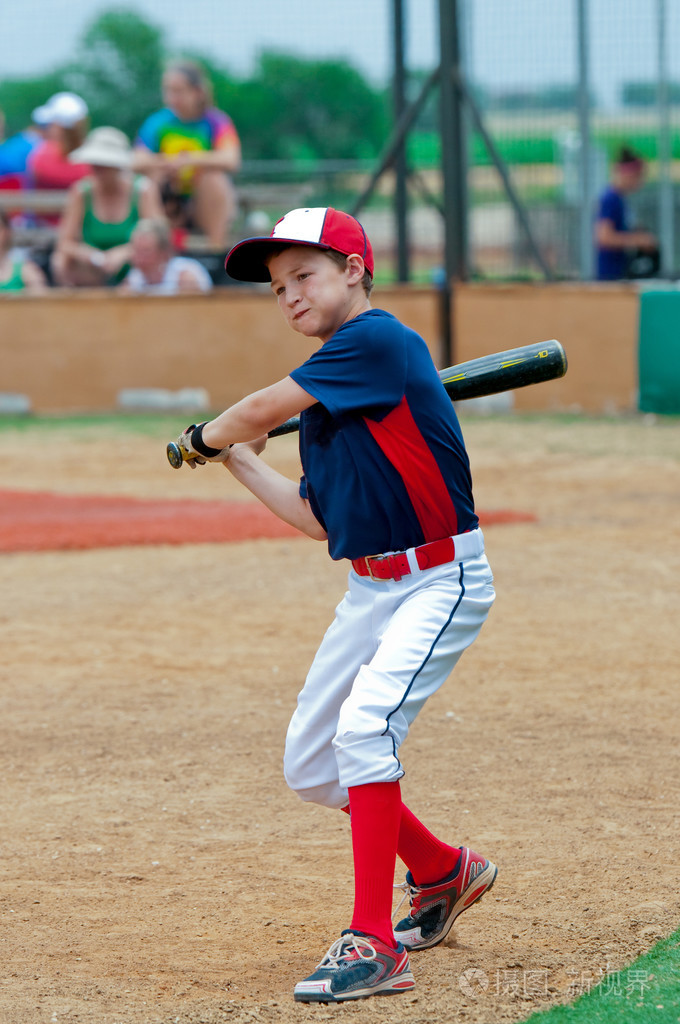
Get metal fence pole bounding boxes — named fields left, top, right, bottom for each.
left=392, top=0, right=410, bottom=282
left=576, top=0, right=593, bottom=280
left=459, top=78, right=554, bottom=280
left=439, top=0, right=468, bottom=284
left=438, top=0, right=468, bottom=366
left=657, top=0, right=674, bottom=277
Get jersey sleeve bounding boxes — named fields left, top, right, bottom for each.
left=289, top=313, right=407, bottom=418
left=208, top=109, right=240, bottom=150
left=28, top=142, right=89, bottom=189
left=135, top=111, right=163, bottom=152
left=598, top=189, right=625, bottom=229
left=298, top=474, right=326, bottom=529
left=0, top=134, right=33, bottom=176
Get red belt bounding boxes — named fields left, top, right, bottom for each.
left=352, top=536, right=457, bottom=582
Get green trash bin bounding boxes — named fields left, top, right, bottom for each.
left=638, top=291, right=680, bottom=414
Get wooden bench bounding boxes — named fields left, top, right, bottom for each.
left=0, top=190, right=68, bottom=214
left=0, top=181, right=315, bottom=250
left=0, top=191, right=64, bottom=248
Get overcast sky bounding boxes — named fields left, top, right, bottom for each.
left=1, top=1, right=678, bottom=108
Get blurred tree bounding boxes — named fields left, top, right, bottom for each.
left=0, top=71, right=67, bottom=136
left=64, top=8, right=165, bottom=140
left=223, top=52, right=390, bottom=162
left=0, top=11, right=390, bottom=163
left=0, top=9, right=164, bottom=141
left=406, top=69, right=439, bottom=133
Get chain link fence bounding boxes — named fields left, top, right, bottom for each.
left=464, top=0, right=680, bottom=281
left=1, top=0, right=678, bottom=283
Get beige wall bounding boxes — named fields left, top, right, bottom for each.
left=454, top=282, right=639, bottom=414
left=0, top=282, right=639, bottom=414
left=0, top=288, right=441, bottom=414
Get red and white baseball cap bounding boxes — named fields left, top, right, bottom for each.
left=225, top=207, right=374, bottom=282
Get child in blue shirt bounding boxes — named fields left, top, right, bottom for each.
left=175, top=208, right=498, bottom=1003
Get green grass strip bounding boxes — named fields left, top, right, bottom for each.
left=0, top=412, right=199, bottom=437
left=523, top=927, right=680, bottom=1023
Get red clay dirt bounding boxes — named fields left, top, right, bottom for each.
left=0, top=489, right=535, bottom=552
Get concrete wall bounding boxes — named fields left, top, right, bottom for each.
left=0, top=282, right=639, bottom=414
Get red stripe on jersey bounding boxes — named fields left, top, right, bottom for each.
left=364, top=397, right=458, bottom=541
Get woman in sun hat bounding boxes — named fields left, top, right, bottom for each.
left=52, top=125, right=163, bottom=287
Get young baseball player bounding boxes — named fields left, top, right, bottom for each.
left=176, top=208, right=497, bottom=1003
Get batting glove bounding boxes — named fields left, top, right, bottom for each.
left=176, top=422, right=232, bottom=469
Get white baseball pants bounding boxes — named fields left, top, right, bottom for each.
left=283, top=528, right=495, bottom=809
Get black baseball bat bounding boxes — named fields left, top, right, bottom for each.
left=271, top=339, right=567, bottom=435
left=167, top=339, right=566, bottom=466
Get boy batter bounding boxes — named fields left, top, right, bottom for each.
left=176, top=208, right=497, bottom=1003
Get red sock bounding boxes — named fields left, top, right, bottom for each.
left=347, top=781, right=402, bottom=949
left=397, top=803, right=461, bottom=887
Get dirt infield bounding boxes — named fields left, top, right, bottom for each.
left=1, top=415, right=679, bottom=1024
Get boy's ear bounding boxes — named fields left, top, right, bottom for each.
left=345, top=253, right=366, bottom=283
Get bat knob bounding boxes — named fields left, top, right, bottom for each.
left=166, top=441, right=184, bottom=469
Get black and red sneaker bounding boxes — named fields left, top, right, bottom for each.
left=293, top=930, right=415, bottom=1003
left=393, top=847, right=497, bottom=951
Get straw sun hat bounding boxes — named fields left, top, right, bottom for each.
left=68, top=126, right=132, bottom=168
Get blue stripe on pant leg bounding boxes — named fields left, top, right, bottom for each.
left=381, top=563, right=465, bottom=775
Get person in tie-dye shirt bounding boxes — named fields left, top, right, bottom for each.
left=134, top=61, right=241, bottom=247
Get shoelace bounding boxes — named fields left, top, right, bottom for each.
left=392, top=879, right=420, bottom=921
left=316, top=933, right=378, bottom=970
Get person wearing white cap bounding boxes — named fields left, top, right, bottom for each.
left=0, top=95, right=84, bottom=187
left=31, top=92, right=89, bottom=129
left=27, top=93, right=90, bottom=191
left=52, top=126, right=163, bottom=287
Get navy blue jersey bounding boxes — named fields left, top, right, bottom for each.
left=289, top=309, right=477, bottom=561
left=596, top=186, right=628, bottom=280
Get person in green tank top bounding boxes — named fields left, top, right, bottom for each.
left=52, top=127, right=163, bottom=287
left=0, top=211, right=47, bottom=293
